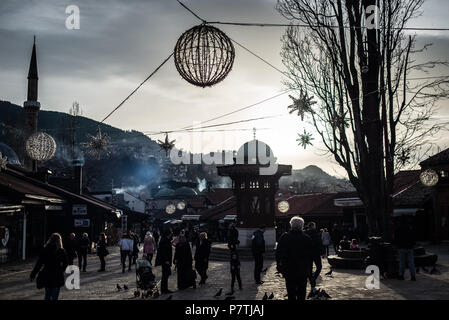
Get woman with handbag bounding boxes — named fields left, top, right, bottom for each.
left=143, top=231, right=156, bottom=265
left=30, top=233, right=68, bottom=300
left=97, top=233, right=108, bottom=272
left=173, top=235, right=196, bottom=290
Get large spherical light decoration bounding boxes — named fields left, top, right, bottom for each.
left=174, top=24, right=235, bottom=87
left=420, top=169, right=439, bottom=187
left=25, top=132, right=56, bottom=162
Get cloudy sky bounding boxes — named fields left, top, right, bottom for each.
left=1, top=0, right=449, bottom=176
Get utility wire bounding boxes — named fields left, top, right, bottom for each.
left=99, top=52, right=174, bottom=124
left=145, top=114, right=283, bottom=136
left=181, top=89, right=292, bottom=130
left=208, top=21, right=449, bottom=31
left=176, top=0, right=449, bottom=31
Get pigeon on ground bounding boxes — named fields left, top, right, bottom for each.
left=123, top=284, right=129, bottom=291
left=166, top=295, right=173, bottom=300
left=262, top=292, right=268, bottom=300
left=116, top=284, right=122, bottom=291
left=225, top=296, right=236, bottom=300
left=268, top=293, right=274, bottom=300
left=214, top=288, right=223, bottom=298
left=325, top=269, right=333, bottom=276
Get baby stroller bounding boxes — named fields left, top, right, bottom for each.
left=135, top=258, right=157, bottom=299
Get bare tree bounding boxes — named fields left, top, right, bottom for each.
left=62, top=101, right=83, bottom=161
left=277, top=0, right=449, bottom=237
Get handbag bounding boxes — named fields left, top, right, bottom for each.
left=36, top=270, right=45, bottom=289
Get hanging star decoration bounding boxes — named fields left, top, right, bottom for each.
left=157, top=133, right=176, bottom=157
left=85, top=127, right=110, bottom=160
left=330, top=110, right=350, bottom=129
left=288, top=90, right=317, bottom=121
left=297, top=129, right=314, bottom=149
left=399, top=150, right=410, bottom=165
left=0, top=152, right=7, bottom=171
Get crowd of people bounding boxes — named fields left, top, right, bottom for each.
left=28, top=217, right=417, bottom=301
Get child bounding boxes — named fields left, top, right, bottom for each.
left=350, top=239, right=359, bottom=249
left=229, top=250, right=242, bottom=294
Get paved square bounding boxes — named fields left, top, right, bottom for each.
left=0, top=243, right=448, bottom=300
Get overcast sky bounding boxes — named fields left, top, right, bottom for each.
left=1, top=0, right=449, bottom=176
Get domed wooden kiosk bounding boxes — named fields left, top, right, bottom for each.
left=217, top=140, right=292, bottom=248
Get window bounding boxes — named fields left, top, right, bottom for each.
left=250, top=180, right=259, bottom=189
left=264, top=181, right=270, bottom=188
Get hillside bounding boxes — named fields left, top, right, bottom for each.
left=1, top=100, right=354, bottom=193
left=279, top=165, right=355, bottom=193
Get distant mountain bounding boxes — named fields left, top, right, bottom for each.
left=279, top=165, right=355, bottom=193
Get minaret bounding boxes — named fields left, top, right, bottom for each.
left=24, top=36, right=40, bottom=172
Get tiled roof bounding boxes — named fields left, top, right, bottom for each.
left=199, top=196, right=236, bottom=221
left=420, top=148, right=449, bottom=167
left=0, top=170, right=62, bottom=201
left=393, top=170, right=421, bottom=195
left=3, top=167, right=120, bottom=214
left=202, top=188, right=234, bottom=205
left=275, top=193, right=345, bottom=217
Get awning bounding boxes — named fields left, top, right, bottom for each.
left=334, top=197, right=363, bottom=207
left=0, top=204, right=23, bottom=215
left=182, top=215, right=201, bottom=221
left=163, top=219, right=183, bottom=225
left=394, top=208, right=420, bottom=216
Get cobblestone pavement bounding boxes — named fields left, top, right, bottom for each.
left=0, top=243, right=448, bottom=300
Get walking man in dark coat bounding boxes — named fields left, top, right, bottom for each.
left=305, top=222, right=322, bottom=291
left=227, top=223, right=239, bottom=250
left=394, top=216, right=417, bottom=281
left=194, top=232, right=211, bottom=284
left=77, top=233, right=90, bottom=272
left=276, top=216, right=313, bottom=300
left=65, top=233, right=77, bottom=265
left=252, top=225, right=265, bottom=285
left=155, top=229, right=173, bottom=294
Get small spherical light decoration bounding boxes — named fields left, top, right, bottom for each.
left=25, top=132, right=56, bottom=162
left=177, top=201, right=186, bottom=211
left=278, top=200, right=290, bottom=214
left=166, top=204, right=176, bottom=215
left=174, top=24, right=235, bottom=87
left=420, top=169, right=439, bottom=187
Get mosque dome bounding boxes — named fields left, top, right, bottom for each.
left=174, top=186, right=198, bottom=198
left=154, top=188, right=175, bottom=199
left=236, top=139, right=275, bottom=165
left=0, top=142, right=21, bottom=165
